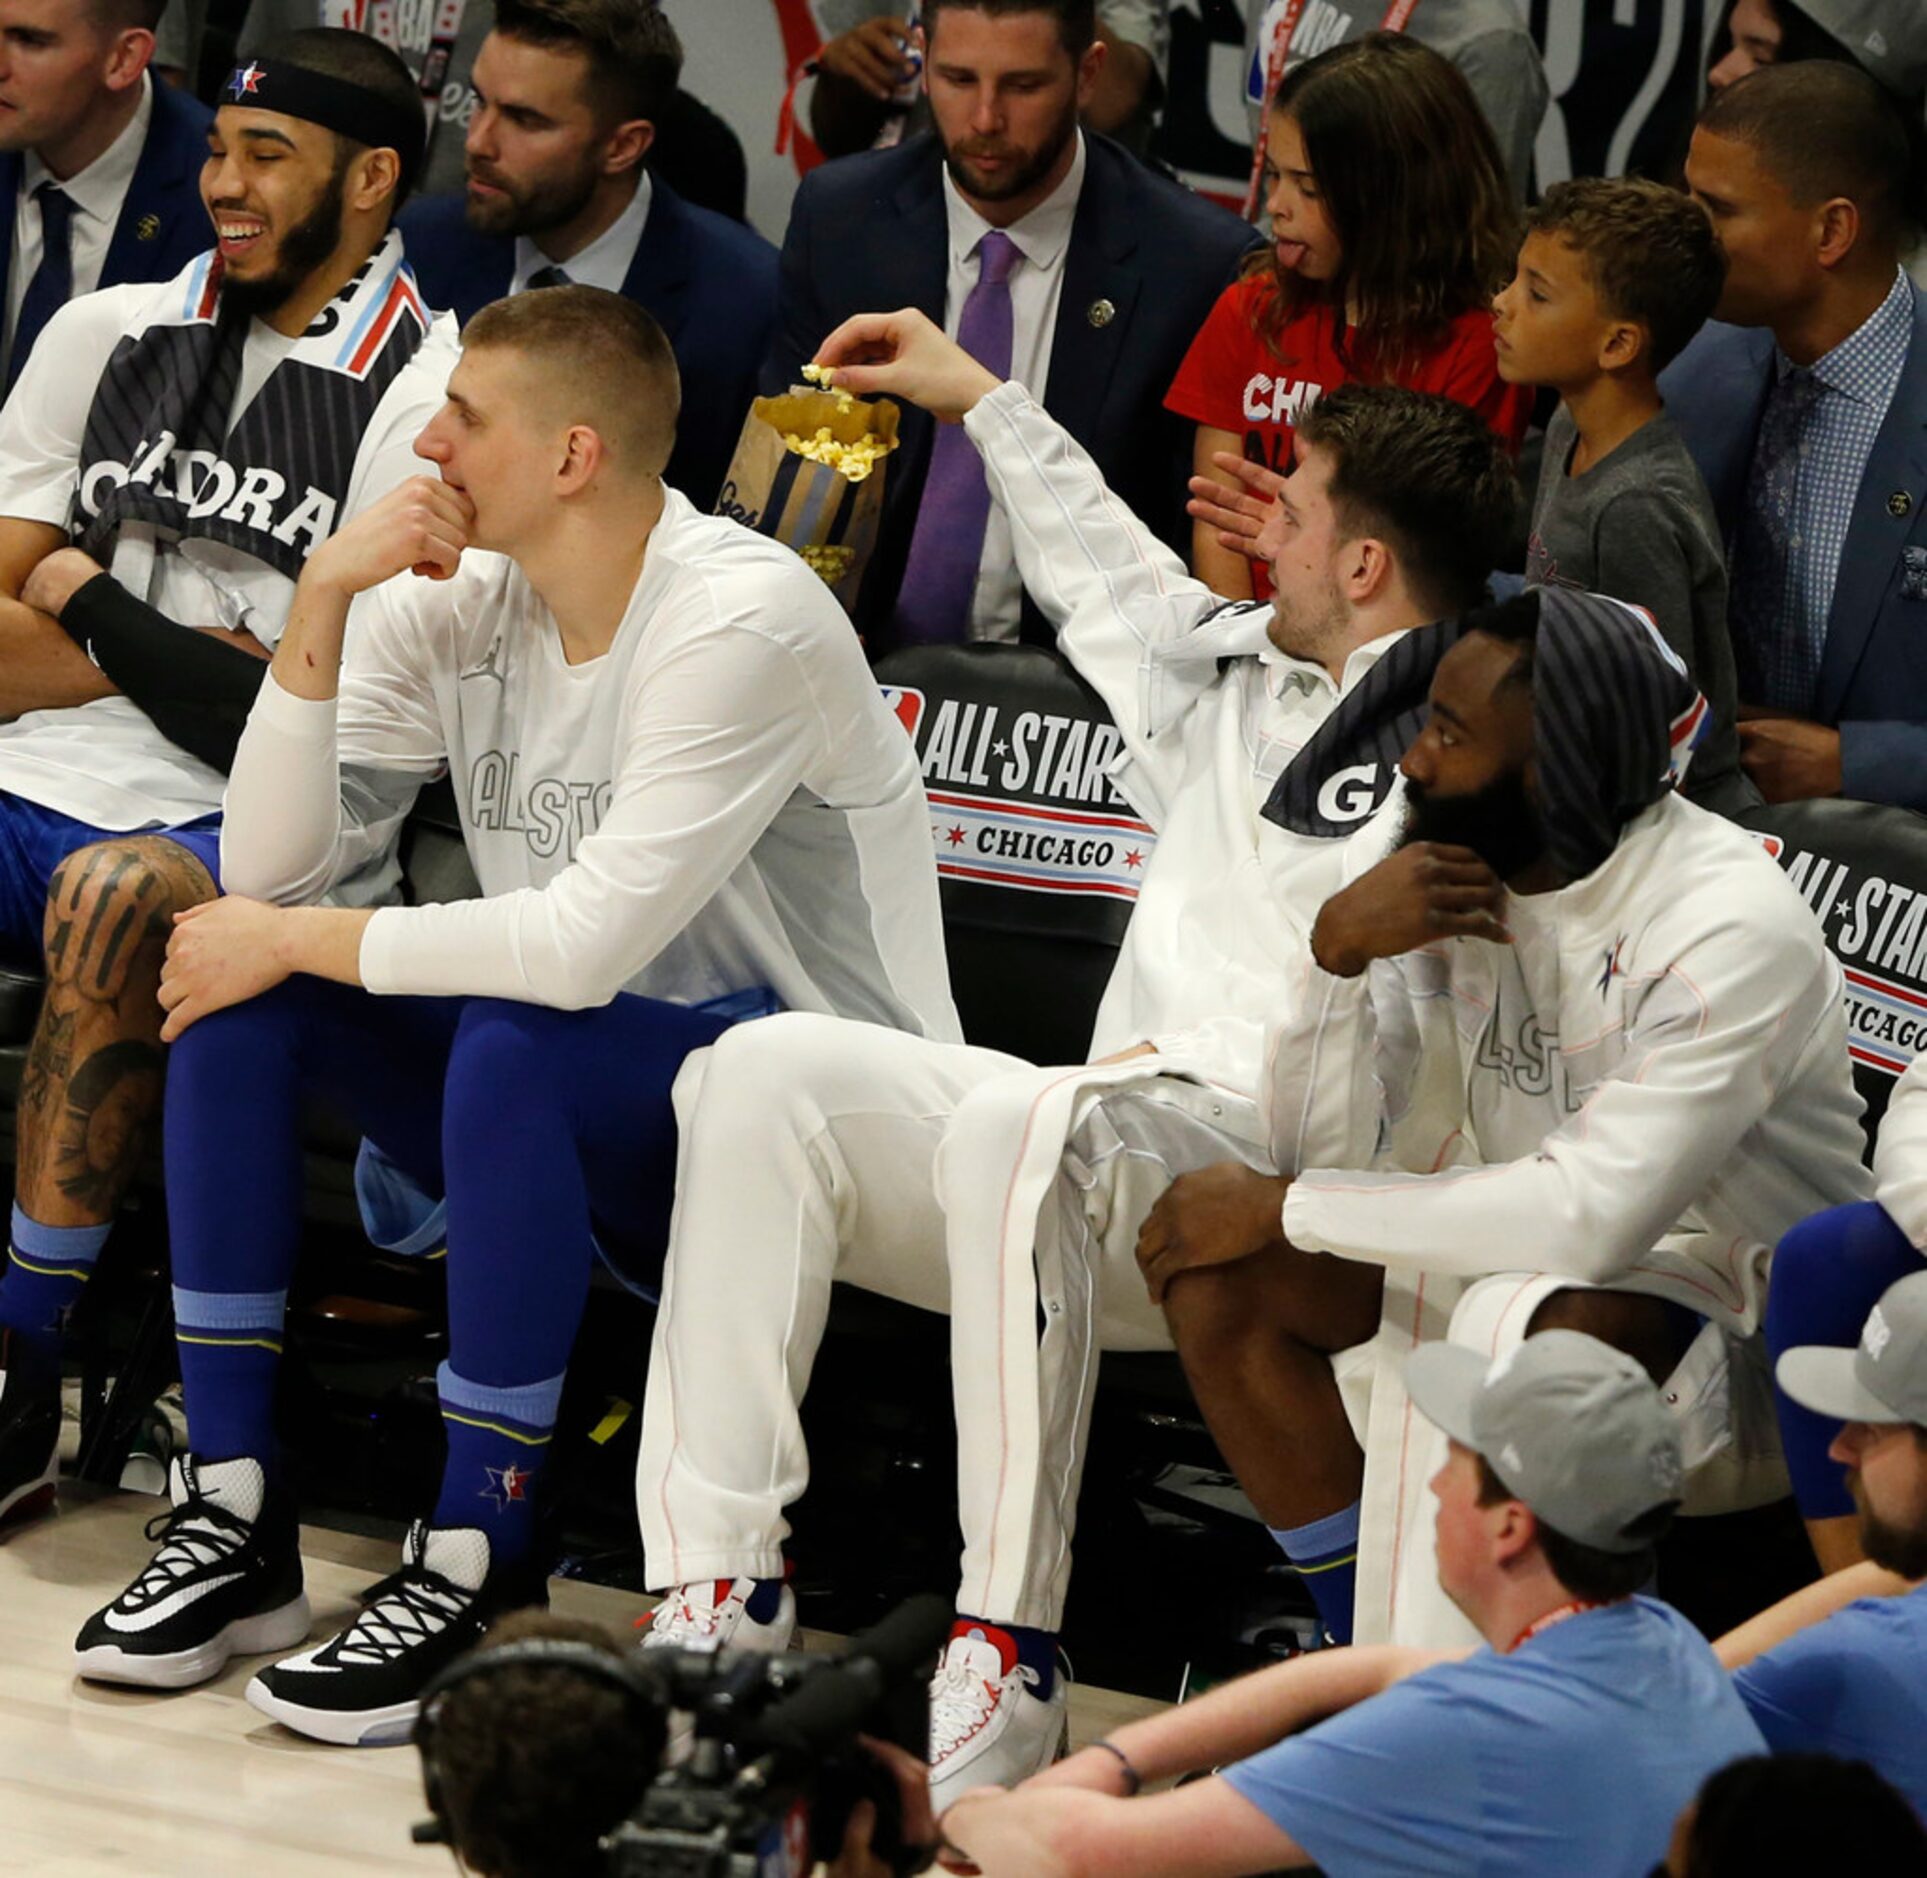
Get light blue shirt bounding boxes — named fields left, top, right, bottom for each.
left=1735, top=1583, right=1927, bottom=1820
left=1222, top=1598, right=1766, bottom=1877
left=1770, top=267, right=1912, bottom=671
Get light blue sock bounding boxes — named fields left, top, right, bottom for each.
left=175, top=1284, right=287, bottom=1465
left=1271, top=1501, right=1360, bottom=1645
left=0, top=1206, right=112, bottom=1355
left=434, top=1362, right=564, bottom=1568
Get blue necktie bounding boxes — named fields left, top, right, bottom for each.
left=526, top=265, right=572, bottom=291
left=7, top=183, right=74, bottom=396
left=1728, top=365, right=1828, bottom=712
left=895, top=230, right=1021, bottom=644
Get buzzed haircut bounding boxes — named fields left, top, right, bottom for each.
left=1296, top=384, right=1521, bottom=624
left=1526, top=178, right=1726, bottom=373
left=924, top=0, right=1098, bottom=60
left=250, top=27, right=427, bottom=203
left=492, top=0, right=685, bottom=128
left=464, top=286, right=681, bottom=480
left=1698, top=61, right=1917, bottom=250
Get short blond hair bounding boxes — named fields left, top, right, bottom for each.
left=464, top=286, right=680, bottom=479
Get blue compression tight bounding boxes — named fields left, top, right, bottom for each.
left=1765, top=1200, right=1922, bottom=1519
left=163, top=978, right=730, bottom=1562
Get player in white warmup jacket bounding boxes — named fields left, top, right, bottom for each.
left=636, top=307, right=1521, bottom=1804
left=1129, top=588, right=1873, bottom=1650
left=73, top=287, right=957, bottom=1748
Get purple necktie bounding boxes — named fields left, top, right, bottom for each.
left=895, top=230, right=1021, bottom=643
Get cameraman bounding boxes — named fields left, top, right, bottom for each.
left=421, top=1613, right=946, bottom=1878
left=419, top=1613, right=666, bottom=1878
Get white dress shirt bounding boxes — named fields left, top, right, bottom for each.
left=5, top=74, right=155, bottom=376
left=941, top=131, right=1087, bottom=642
left=510, top=171, right=652, bottom=296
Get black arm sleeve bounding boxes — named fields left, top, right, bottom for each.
left=61, top=572, right=270, bottom=775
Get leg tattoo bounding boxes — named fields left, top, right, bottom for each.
left=17, top=839, right=216, bottom=1229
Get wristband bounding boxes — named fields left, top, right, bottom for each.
left=1089, top=1738, right=1142, bottom=1796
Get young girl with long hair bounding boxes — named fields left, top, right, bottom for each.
left=1167, top=32, right=1529, bottom=601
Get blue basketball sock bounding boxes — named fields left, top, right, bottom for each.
left=0, top=1207, right=111, bottom=1355
left=174, top=1284, right=287, bottom=1466
left=743, top=1575, right=787, bottom=1623
left=434, top=1362, right=563, bottom=1569
left=954, top=1615, right=1057, bottom=1697
left=1271, top=1501, right=1360, bottom=1645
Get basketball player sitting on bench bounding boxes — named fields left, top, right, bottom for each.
left=73, top=285, right=958, bottom=1747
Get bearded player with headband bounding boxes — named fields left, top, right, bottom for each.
left=0, top=30, right=458, bottom=1536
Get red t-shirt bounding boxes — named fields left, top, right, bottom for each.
left=1165, top=274, right=1530, bottom=597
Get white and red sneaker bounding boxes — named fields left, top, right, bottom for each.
left=928, top=1622, right=1069, bottom=1812
left=640, top=1576, right=798, bottom=1654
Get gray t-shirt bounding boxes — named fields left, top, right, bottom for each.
left=1243, top=0, right=1548, bottom=200
left=239, top=0, right=491, bottom=197
left=1527, top=404, right=1753, bottom=814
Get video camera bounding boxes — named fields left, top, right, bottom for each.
left=414, top=1593, right=952, bottom=1878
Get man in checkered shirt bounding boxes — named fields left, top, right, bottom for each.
left=1667, top=61, right=1927, bottom=812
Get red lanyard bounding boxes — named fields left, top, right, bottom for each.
left=1243, top=0, right=1425, bottom=217
left=1506, top=1599, right=1607, bottom=1654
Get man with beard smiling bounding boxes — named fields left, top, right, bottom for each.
left=768, top=0, right=1253, bottom=648
left=1127, top=586, right=1872, bottom=1646
left=1714, top=1270, right=1927, bottom=1817
left=0, top=28, right=456, bottom=1536
left=397, top=1, right=776, bottom=511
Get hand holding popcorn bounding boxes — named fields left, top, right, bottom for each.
left=813, top=308, right=1002, bottom=424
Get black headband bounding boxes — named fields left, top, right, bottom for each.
left=224, top=56, right=425, bottom=194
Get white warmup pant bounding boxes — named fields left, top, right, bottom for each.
left=636, top=1013, right=1025, bottom=1587
left=938, top=1070, right=1274, bottom=1633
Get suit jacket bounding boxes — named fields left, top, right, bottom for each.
left=766, top=132, right=1259, bottom=650
left=0, top=76, right=212, bottom=367
left=1662, top=287, right=1927, bottom=811
left=398, top=178, right=778, bottom=512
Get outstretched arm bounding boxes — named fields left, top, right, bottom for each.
left=817, top=309, right=1236, bottom=815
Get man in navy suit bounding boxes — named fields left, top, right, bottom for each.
left=397, top=0, right=775, bottom=512
left=1665, top=61, right=1927, bottom=812
left=0, top=1, right=212, bottom=392
left=768, top=0, right=1256, bottom=650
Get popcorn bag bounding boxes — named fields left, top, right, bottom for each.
left=714, top=371, right=901, bottom=614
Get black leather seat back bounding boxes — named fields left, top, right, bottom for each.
left=874, top=644, right=1150, bottom=1065
left=1742, top=798, right=1927, bottom=1141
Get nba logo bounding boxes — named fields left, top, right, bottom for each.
left=880, top=684, right=926, bottom=741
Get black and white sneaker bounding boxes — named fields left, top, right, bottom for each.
left=0, top=1335, right=60, bottom=1530
left=74, top=1455, right=309, bottom=1688
left=246, top=1522, right=540, bottom=1747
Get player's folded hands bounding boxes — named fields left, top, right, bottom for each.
left=814, top=308, right=1001, bottom=424
left=157, top=896, right=294, bottom=1042
left=302, top=474, right=476, bottom=599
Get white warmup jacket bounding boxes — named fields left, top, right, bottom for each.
left=962, top=381, right=1410, bottom=1083
left=1875, top=1054, right=1927, bottom=1250
left=1267, top=789, right=1874, bottom=1644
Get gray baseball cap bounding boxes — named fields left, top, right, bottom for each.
left=1777, top=1270, right=1927, bottom=1427
left=1405, top=1330, right=1685, bottom=1554
left=1795, top=1, right=1927, bottom=102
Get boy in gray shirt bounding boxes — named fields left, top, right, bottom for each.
left=1494, top=177, right=1755, bottom=814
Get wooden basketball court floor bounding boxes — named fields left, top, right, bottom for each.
left=1, top=1483, right=1162, bottom=1876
